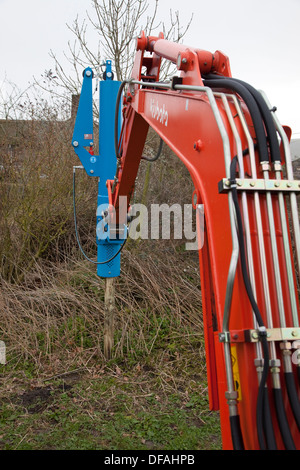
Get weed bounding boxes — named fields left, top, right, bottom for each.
left=0, top=105, right=219, bottom=449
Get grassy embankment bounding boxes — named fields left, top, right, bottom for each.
left=0, top=113, right=221, bottom=450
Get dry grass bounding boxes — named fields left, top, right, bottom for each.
left=0, top=241, right=202, bottom=374
left=0, top=110, right=203, bottom=376
left=0, top=88, right=217, bottom=451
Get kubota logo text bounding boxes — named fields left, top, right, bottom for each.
left=150, top=98, right=168, bottom=126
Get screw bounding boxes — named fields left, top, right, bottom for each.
left=193, top=140, right=203, bottom=152
left=86, top=70, right=92, bottom=77
left=73, top=141, right=79, bottom=147
left=90, top=170, right=94, bottom=174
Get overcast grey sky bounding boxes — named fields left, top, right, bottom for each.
left=0, top=0, right=299, bottom=135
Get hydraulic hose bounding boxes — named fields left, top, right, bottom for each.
left=205, top=74, right=281, bottom=163
left=263, top=386, right=277, bottom=450
left=284, top=371, right=300, bottom=431
left=230, top=156, right=297, bottom=450
left=229, top=158, right=265, bottom=330
left=257, top=337, right=272, bottom=450
left=231, top=78, right=280, bottom=163
left=230, top=415, right=245, bottom=450
left=114, top=80, right=128, bottom=161
left=115, top=80, right=164, bottom=164
left=229, top=156, right=271, bottom=450
left=73, top=168, right=127, bottom=265
left=141, top=138, right=163, bottom=162
left=273, top=387, right=296, bottom=450
left=229, top=77, right=300, bottom=432
left=204, top=78, right=269, bottom=163
left=209, top=75, right=299, bottom=448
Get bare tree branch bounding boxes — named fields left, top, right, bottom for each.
left=44, top=0, right=193, bottom=94
left=0, top=77, right=33, bottom=119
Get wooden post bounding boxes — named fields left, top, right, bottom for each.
left=104, top=277, right=115, bottom=359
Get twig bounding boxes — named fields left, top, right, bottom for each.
left=42, top=367, right=86, bottom=382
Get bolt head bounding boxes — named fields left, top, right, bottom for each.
left=177, top=52, right=189, bottom=71
left=193, top=139, right=203, bottom=152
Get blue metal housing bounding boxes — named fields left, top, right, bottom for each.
left=72, top=61, right=123, bottom=278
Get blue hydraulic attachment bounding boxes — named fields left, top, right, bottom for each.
left=72, top=61, right=125, bottom=278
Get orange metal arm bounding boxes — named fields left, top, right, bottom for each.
left=136, top=31, right=232, bottom=78
left=107, top=32, right=300, bottom=451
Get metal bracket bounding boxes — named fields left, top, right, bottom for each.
left=218, top=331, right=231, bottom=343
left=218, top=178, right=300, bottom=193
left=219, top=327, right=300, bottom=343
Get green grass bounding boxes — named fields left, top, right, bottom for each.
left=0, top=249, right=221, bottom=451
left=0, top=353, right=221, bottom=450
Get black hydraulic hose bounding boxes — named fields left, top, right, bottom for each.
left=219, top=76, right=299, bottom=447
left=230, top=156, right=297, bottom=450
left=229, top=157, right=266, bottom=328
left=205, top=74, right=281, bottom=163
left=230, top=415, right=245, bottom=450
left=273, top=387, right=296, bottom=450
left=204, top=78, right=269, bottom=163
left=257, top=337, right=272, bottom=450
left=284, top=371, right=300, bottom=431
left=73, top=169, right=127, bottom=265
left=141, top=138, right=163, bottom=162
left=231, top=78, right=280, bottom=163
left=115, top=81, right=163, bottom=163
left=114, top=80, right=127, bottom=161
left=229, top=156, right=271, bottom=450
left=231, top=81, right=300, bottom=432
left=263, top=386, right=277, bottom=450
